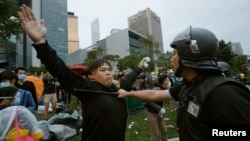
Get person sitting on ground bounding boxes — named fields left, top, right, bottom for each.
left=0, top=71, right=36, bottom=112
left=14, top=67, right=39, bottom=112
left=0, top=87, right=43, bottom=141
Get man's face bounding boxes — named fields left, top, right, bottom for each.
left=171, top=49, right=180, bottom=74
left=90, top=63, right=113, bottom=87
left=17, top=70, right=26, bottom=75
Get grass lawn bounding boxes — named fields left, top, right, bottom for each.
left=36, top=96, right=178, bottom=141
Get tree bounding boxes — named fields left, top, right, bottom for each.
left=155, top=51, right=173, bottom=73
left=217, top=40, right=236, bottom=66
left=83, top=47, right=105, bottom=66
left=117, top=55, right=141, bottom=71
left=104, top=54, right=120, bottom=70
left=83, top=47, right=120, bottom=69
left=0, top=0, right=22, bottom=51
left=232, top=55, right=249, bottom=76
left=137, top=35, right=162, bottom=71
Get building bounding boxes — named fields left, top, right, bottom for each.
left=6, top=0, right=33, bottom=70
left=231, top=42, right=243, bottom=55
left=41, top=0, right=68, bottom=62
left=128, top=8, right=164, bottom=53
left=91, top=18, right=100, bottom=44
left=68, top=12, right=79, bottom=54
left=66, top=28, right=146, bottom=71
left=9, top=0, right=68, bottom=70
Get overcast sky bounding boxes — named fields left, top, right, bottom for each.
left=68, top=0, right=250, bottom=55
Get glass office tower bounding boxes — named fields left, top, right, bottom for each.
left=41, top=0, right=68, bottom=62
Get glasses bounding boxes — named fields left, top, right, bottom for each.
left=0, top=96, right=13, bottom=99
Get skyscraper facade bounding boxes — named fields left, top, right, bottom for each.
left=231, top=42, right=243, bottom=55
left=91, top=18, right=100, bottom=44
left=41, top=0, right=68, bottom=62
left=68, top=12, right=79, bottom=54
left=10, top=0, right=68, bottom=69
left=128, top=8, right=164, bottom=52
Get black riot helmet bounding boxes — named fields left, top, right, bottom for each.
left=170, top=26, right=220, bottom=70
left=217, top=61, right=232, bottom=77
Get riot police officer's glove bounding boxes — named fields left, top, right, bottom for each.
left=158, top=108, right=166, bottom=119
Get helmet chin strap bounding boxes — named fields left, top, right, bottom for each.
left=175, top=60, right=184, bottom=77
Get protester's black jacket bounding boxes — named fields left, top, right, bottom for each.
left=170, top=73, right=250, bottom=141
left=33, top=41, right=142, bottom=141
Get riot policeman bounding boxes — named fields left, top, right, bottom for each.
left=118, top=26, right=250, bottom=141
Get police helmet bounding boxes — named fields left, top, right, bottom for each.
left=170, top=26, right=220, bottom=70
left=217, top=61, right=232, bottom=77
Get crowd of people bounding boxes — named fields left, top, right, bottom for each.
left=0, top=4, right=249, bottom=141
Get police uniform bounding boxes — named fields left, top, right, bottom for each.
left=169, top=26, right=250, bottom=141
left=170, top=73, right=250, bottom=141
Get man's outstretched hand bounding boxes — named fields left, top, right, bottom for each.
left=18, top=4, right=46, bottom=44
left=117, top=89, right=130, bottom=98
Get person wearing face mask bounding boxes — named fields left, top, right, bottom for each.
left=0, top=71, right=35, bottom=112
left=0, top=87, right=43, bottom=141
left=14, top=67, right=38, bottom=112
left=144, top=74, right=172, bottom=141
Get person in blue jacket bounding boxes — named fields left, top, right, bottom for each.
left=0, top=71, right=36, bottom=112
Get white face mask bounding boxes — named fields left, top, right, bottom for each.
left=0, top=81, right=11, bottom=88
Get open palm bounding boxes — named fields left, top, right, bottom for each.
left=18, top=4, right=46, bottom=43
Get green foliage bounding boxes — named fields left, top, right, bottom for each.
left=83, top=47, right=105, bottom=66
left=138, top=35, right=162, bottom=71
left=117, top=35, right=168, bottom=72
left=155, top=51, right=173, bottom=73
left=0, top=0, right=22, bottom=50
left=217, top=40, right=236, bottom=66
left=217, top=40, right=249, bottom=76
left=83, top=47, right=120, bottom=67
left=126, top=102, right=178, bottom=140
left=27, top=65, right=47, bottom=74
left=232, top=55, right=249, bottom=76
left=138, top=35, right=161, bottom=56
left=103, top=54, right=120, bottom=62
left=117, top=55, right=141, bottom=71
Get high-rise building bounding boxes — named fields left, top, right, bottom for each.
left=3, top=0, right=68, bottom=70
left=91, top=18, right=100, bottom=44
left=68, top=12, right=79, bottom=54
left=41, top=0, right=68, bottom=62
left=128, top=8, right=164, bottom=52
left=66, top=28, right=146, bottom=68
left=231, top=42, right=243, bottom=55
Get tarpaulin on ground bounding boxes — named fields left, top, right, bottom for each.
left=37, top=110, right=82, bottom=141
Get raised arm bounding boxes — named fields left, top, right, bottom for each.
left=18, top=4, right=46, bottom=44
left=18, top=4, right=88, bottom=93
